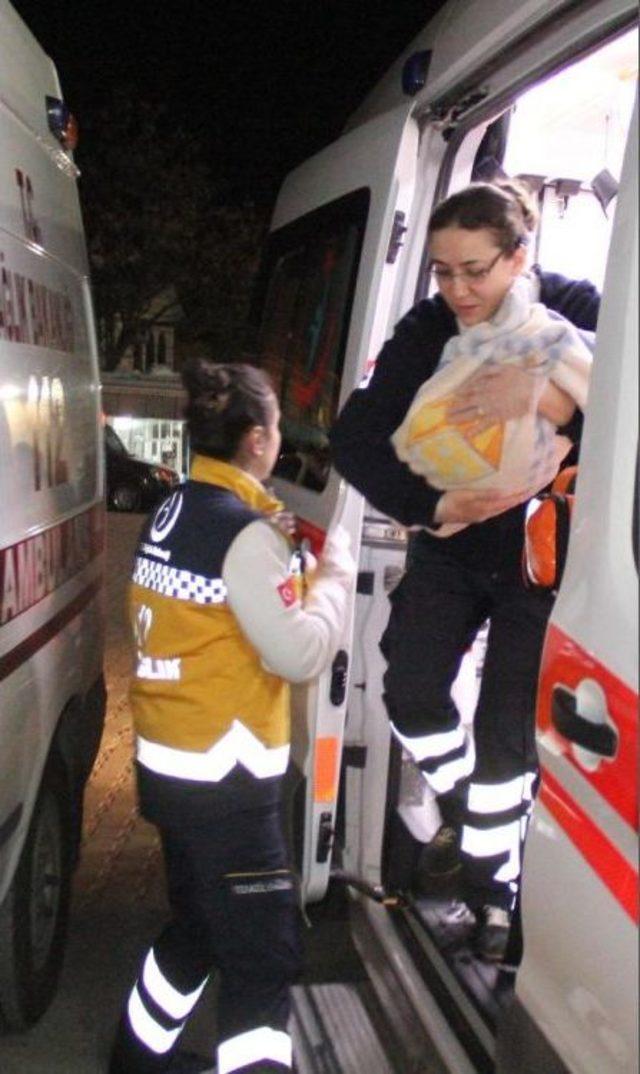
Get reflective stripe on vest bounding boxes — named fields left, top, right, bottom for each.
left=137, top=721, right=290, bottom=781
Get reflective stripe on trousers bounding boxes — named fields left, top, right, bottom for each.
left=218, top=1026, right=292, bottom=1072
left=391, top=721, right=475, bottom=795
left=461, top=772, right=537, bottom=903
left=126, top=947, right=209, bottom=1054
left=124, top=955, right=293, bottom=1070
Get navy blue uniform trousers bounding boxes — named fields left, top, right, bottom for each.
left=381, top=538, right=553, bottom=910
left=109, top=768, right=302, bottom=1074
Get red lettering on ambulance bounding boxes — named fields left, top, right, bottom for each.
left=0, top=506, right=104, bottom=625
left=0, top=547, right=18, bottom=624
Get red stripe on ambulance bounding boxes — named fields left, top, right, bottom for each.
left=0, top=575, right=103, bottom=683
left=540, top=768, right=638, bottom=924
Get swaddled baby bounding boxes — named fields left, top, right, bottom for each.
left=391, top=275, right=593, bottom=536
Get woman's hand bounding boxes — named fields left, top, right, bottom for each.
left=432, top=436, right=572, bottom=525
left=447, top=359, right=547, bottom=434
left=315, top=525, right=356, bottom=586
left=270, top=510, right=298, bottom=539
left=433, top=487, right=536, bottom=525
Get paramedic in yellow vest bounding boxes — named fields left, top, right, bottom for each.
left=109, top=360, right=355, bottom=1074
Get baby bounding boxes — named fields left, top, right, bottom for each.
left=391, top=275, right=593, bottom=535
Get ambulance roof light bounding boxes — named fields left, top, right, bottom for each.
left=402, top=50, right=432, bottom=97
left=46, top=96, right=79, bottom=152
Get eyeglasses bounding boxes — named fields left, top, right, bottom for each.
left=430, top=249, right=505, bottom=285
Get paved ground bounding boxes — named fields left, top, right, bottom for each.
left=0, top=513, right=362, bottom=1074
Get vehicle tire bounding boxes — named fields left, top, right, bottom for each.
left=110, top=484, right=140, bottom=512
left=0, top=767, right=72, bottom=1031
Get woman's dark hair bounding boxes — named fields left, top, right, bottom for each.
left=428, top=179, right=539, bottom=252
left=181, top=359, right=275, bottom=461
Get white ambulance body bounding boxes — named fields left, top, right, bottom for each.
left=500, top=103, right=638, bottom=1074
left=251, top=1, right=638, bottom=1071
left=0, top=0, right=106, bottom=1029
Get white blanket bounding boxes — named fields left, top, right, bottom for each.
left=391, top=276, right=593, bottom=536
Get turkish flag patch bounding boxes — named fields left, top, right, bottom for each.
left=277, top=578, right=296, bottom=607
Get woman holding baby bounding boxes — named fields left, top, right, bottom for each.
left=330, top=180, right=598, bottom=961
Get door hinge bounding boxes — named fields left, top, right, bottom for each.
left=316, top=812, right=334, bottom=863
left=426, top=86, right=490, bottom=135
left=386, top=210, right=407, bottom=264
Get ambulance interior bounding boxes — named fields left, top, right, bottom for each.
left=361, top=22, right=638, bottom=1026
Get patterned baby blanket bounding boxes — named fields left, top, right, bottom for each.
left=391, top=276, right=593, bottom=536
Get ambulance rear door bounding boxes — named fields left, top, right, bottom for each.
left=498, top=104, right=638, bottom=1074
left=249, top=102, right=421, bottom=900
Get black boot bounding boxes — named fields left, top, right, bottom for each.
left=414, top=823, right=462, bottom=889
left=473, top=905, right=512, bottom=963
left=413, top=786, right=466, bottom=895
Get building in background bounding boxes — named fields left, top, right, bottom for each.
left=101, top=374, right=188, bottom=477
left=100, top=288, right=189, bottom=476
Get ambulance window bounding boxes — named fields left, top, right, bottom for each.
left=500, top=29, right=637, bottom=291
left=249, top=188, right=369, bottom=491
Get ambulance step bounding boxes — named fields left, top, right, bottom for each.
left=292, top=983, right=391, bottom=1073
left=291, top=978, right=441, bottom=1074
left=414, top=898, right=515, bottom=1025
left=389, top=896, right=519, bottom=1073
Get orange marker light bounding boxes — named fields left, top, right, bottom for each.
left=314, top=737, right=339, bottom=803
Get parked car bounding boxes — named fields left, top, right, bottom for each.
left=104, top=424, right=179, bottom=512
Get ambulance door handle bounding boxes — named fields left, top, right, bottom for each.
left=551, top=686, right=618, bottom=758
left=330, top=649, right=349, bottom=706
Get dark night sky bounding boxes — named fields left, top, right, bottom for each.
left=11, top=0, right=445, bottom=204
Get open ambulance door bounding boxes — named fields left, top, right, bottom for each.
left=497, top=103, right=639, bottom=1074
left=249, top=103, right=420, bottom=901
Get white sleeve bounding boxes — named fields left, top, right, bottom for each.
left=222, top=519, right=353, bottom=683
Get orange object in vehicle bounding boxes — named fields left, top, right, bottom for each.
left=524, top=467, right=578, bottom=589
left=551, top=465, right=578, bottom=496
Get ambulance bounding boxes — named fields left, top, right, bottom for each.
left=0, top=0, right=106, bottom=1029
left=249, top=1, right=638, bottom=1071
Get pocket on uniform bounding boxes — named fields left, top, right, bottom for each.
left=225, top=869, right=296, bottom=899
left=221, top=869, right=303, bottom=982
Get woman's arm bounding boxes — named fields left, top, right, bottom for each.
left=537, top=269, right=600, bottom=331
left=432, top=437, right=572, bottom=525
left=223, top=520, right=355, bottom=683
left=330, top=299, right=454, bottom=527
left=537, top=271, right=600, bottom=451
left=538, top=380, right=576, bottom=426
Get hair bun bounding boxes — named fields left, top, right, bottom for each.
left=181, top=359, right=233, bottom=413
left=181, top=359, right=274, bottom=463
left=495, top=178, right=539, bottom=232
